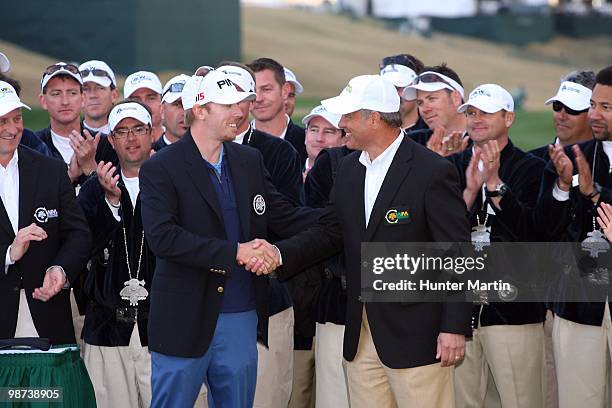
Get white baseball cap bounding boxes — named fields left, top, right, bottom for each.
left=380, top=64, right=417, bottom=90
left=545, top=81, right=592, bottom=111
left=216, top=65, right=255, bottom=93
left=182, top=70, right=256, bottom=110
left=40, top=62, right=83, bottom=92
left=108, top=102, right=152, bottom=132
left=457, top=84, right=514, bottom=114
left=78, top=60, right=116, bottom=88
left=0, top=52, right=10, bottom=73
left=162, top=74, right=190, bottom=104
left=284, top=67, right=303, bottom=94
left=0, top=81, right=31, bottom=116
left=322, top=75, right=400, bottom=115
left=403, top=71, right=465, bottom=101
left=123, top=71, right=162, bottom=99
left=302, top=105, right=342, bottom=129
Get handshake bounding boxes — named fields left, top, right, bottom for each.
left=236, top=239, right=281, bottom=276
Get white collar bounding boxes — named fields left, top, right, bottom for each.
left=359, top=131, right=404, bottom=167
left=1, top=149, right=18, bottom=170
left=233, top=126, right=250, bottom=144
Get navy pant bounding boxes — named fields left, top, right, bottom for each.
left=151, top=310, right=258, bottom=408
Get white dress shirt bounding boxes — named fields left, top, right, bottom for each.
left=234, top=127, right=250, bottom=145
left=1, top=150, right=19, bottom=271
left=83, top=121, right=110, bottom=135
left=359, top=132, right=404, bottom=227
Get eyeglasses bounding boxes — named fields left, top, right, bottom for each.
left=552, top=101, right=588, bottom=116
left=162, top=81, right=185, bottom=97
left=112, top=125, right=150, bottom=139
left=380, top=55, right=414, bottom=71
left=43, top=63, right=80, bottom=77
left=79, top=68, right=112, bottom=81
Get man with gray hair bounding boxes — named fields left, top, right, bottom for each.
left=530, top=70, right=595, bottom=161
left=267, top=74, right=472, bottom=407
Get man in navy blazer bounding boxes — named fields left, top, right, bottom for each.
left=139, top=71, right=318, bottom=408
left=266, top=75, right=472, bottom=407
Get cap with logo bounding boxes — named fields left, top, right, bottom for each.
left=545, top=81, right=592, bottom=111
left=108, top=102, right=152, bottom=132
left=380, top=64, right=417, bottom=90
left=216, top=65, right=255, bottom=93
left=457, top=84, right=514, bottom=114
left=284, top=67, right=303, bottom=94
left=162, top=74, right=190, bottom=104
left=322, top=75, right=400, bottom=115
left=0, top=52, right=10, bottom=73
left=403, top=71, right=465, bottom=101
left=40, top=62, right=83, bottom=93
left=302, top=105, right=342, bottom=129
left=78, top=60, right=116, bottom=88
left=123, top=71, right=162, bottom=99
left=182, top=70, right=256, bottom=110
left=0, top=81, right=31, bottom=116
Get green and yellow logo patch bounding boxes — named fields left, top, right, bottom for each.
left=385, top=208, right=411, bottom=224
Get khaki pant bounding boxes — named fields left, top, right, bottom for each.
left=288, top=348, right=315, bottom=408
left=83, top=326, right=151, bottom=408
left=543, top=311, right=558, bottom=408
left=315, top=322, right=349, bottom=408
left=455, top=323, right=544, bottom=408
left=253, top=307, right=294, bottom=408
left=69, top=289, right=85, bottom=354
left=553, top=303, right=612, bottom=408
left=15, top=289, right=39, bottom=338
left=344, top=310, right=455, bottom=408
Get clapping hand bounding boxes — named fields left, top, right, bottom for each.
left=597, top=202, right=612, bottom=241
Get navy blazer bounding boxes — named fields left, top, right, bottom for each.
left=276, top=135, right=472, bottom=369
left=0, top=146, right=91, bottom=344
left=139, top=130, right=320, bottom=358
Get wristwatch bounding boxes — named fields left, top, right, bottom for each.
left=585, top=182, right=602, bottom=200
left=485, top=183, right=508, bottom=198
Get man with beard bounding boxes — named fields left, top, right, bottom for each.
left=541, top=65, right=612, bottom=407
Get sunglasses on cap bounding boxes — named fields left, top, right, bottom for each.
left=415, top=72, right=454, bottom=88
left=552, top=101, right=588, bottom=116
left=79, top=68, right=112, bottom=81
left=43, top=63, right=80, bottom=77
left=163, top=81, right=185, bottom=96
left=379, top=55, right=414, bottom=71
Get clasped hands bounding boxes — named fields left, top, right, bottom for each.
left=236, top=239, right=281, bottom=276
left=9, top=223, right=65, bottom=302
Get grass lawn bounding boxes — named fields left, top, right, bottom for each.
left=23, top=104, right=555, bottom=153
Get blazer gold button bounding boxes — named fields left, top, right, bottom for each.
left=217, top=286, right=224, bottom=293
